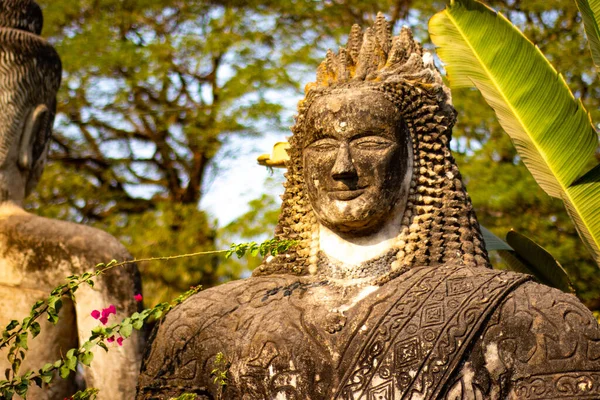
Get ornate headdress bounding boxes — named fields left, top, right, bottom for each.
left=255, top=14, right=489, bottom=281
left=0, top=0, right=62, bottom=192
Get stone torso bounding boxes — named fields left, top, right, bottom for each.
left=138, top=266, right=600, bottom=399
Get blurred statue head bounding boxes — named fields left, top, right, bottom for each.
left=255, top=14, right=489, bottom=281
left=0, top=0, right=61, bottom=204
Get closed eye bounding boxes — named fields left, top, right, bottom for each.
left=351, top=136, right=395, bottom=150
left=307, top=138, right=339, bottom=151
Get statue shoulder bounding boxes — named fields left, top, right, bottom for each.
left=155, top=275, right=298, bottom=328
left=0, top=209, right=131, bottom=263
left=491, top=280, right=600, bottom=339
left=445, top=279, right=600, bottom=399
left=477, top=280, right=600, bottom=387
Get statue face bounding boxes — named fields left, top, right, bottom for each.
left=303, top=90, right=412, bottom=236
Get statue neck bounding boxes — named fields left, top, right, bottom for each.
left=0, top=169, right=26, bottom=206
left=318, top=204, right=404, bottom=265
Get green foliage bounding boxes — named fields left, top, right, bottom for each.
left=226, top=238, right=297, bottom=260
left=434, top=0, right=600, bottom=309
left=498, top=231, right=575, bottom=293
left=210, top=352, right=230, bottom=400
left=575, top=0, right=600, bottom=67
left=210, top=352, right=230, bottom=388
left=430, top=0, right=600, bottom=266
left=70, top=388, right=100, bottom=400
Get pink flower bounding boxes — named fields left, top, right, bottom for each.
left=134, top=293, right=143, bottom=302
left=91, top=310, right=100, bottom=319
left=99, top=316, right=108, bottom=325
left=100, top=305, right=116, bottom=319
left=107, top=336, right=115, bottom=343
left=117, top=337, right=123, bottom=346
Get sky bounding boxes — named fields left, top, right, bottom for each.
left=199, top=131, right=286, bottom=226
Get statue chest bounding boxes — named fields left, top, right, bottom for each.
left=142, top=267, right=528, bottom=399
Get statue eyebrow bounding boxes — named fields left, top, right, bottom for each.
left=348, top=128, right=387, bottom=141
left=309, top=130, right=338, bottom=140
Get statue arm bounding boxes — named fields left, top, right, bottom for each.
left=74, top=249, right=143, bottom=399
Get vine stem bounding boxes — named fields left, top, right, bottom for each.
left=0, top=249, right=228, bottom=350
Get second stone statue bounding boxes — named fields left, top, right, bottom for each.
left=0, top=1, right=143, bottom=398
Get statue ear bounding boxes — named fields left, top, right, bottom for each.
left=18, top=104, right=49, bottom=171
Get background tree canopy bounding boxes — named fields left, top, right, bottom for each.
left=31, top=0, right=600, bottom=309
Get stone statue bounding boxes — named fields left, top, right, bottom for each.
left=137, top=14, right=600, bottom=399
left=0, top=1, right=143, bottom=398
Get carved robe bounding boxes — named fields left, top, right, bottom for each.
left=137, top=265, right=600, bottom=399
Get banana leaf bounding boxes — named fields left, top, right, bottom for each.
left=500, top=230, right=574, bottom=293
left=576, top=0, right=600, bottom=67
left=429, top=0, right=600, bottom=265
left=480, top=225, right=512, bottom=251
left=481, top=226, right=574, bottom=293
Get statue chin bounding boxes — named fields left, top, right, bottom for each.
left=314, top=204, right=392, bottom=237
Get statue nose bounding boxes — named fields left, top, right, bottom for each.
left=331, top=143, right=357, bottom=180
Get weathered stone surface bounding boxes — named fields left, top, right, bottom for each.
left=0, top=205, right=143, bottom=399
left=138, top=13, right=600, bottom=399
left=0, top=1, right=142, bottom=398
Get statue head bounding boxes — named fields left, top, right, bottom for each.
left=0, top=0, right=62, bottom=204
left=256, top=14, right=489, bottom=280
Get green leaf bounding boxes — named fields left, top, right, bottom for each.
left=46, top=310, right=58, bottom=325
left=11, top=358, right=20, bottom=374
left=59, top=364, right=70, bottom=379
left=480, top=225, right=512, bottom=251
left=14, top=381, right=28, bottom=396
left=5, top=321, right=18, bottom=331
left=29, top=322, right=41, bottom=339
left=41, top=373, right=52, bottom=384
left=499, top=230, right=574, bottom=293
left=82, top=341, right=95, bottom=351
left=31, top=375, right=43, bottom=388
left=16, top=333, right=27, bottom=351
left=78, top=351, right=94, bottom=367
left=66, top=355, right=78, bottom=371
left=132, top=318, right=144, bottom=330
left=563, top=165, right=600, bottom=266
left=120, top=323, right=133, bottom=338
left=576, top=0, right=600, bottom=67
left=429, top=0, right=600, bottom=264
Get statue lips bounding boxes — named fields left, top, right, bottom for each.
left=327, top=188, right=366, bottom=201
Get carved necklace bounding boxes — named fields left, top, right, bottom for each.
left=317, top=249, right=401, bottom=286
